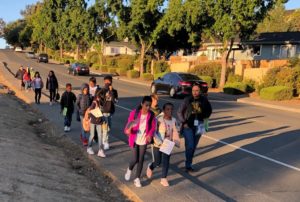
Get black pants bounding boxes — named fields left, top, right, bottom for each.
left=149, top=146, right=170, bottom=178
left=129, top=144, right=147, bottom=179
left=34, top=88, right=41, bottom=103
left=49, top=89, right=56, bottom=102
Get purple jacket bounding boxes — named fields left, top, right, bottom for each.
left=124, top=109, right=156, bottom=148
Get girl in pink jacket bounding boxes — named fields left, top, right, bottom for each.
left=124, top=96, right=156, bottom=188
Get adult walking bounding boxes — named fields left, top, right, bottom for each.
left=15, top=65, right=25, bottom=90
left=97, top=75, right=118, bottom=150
left=46, top=70, right=59, bottom=106
left=124, top=96, right=156, bottom=188
left=31, top=72, right=44, bottom=104
left=150, top=94, right=161, bottom=116
left=177, top=83, right=212, bottom=172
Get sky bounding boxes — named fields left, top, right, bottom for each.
left=0, top=0, right=299, bottom=48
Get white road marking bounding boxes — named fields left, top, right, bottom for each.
left=115, top=103, right=300, bottom=172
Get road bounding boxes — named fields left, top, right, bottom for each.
left=1, top=49, right=300, bottom=201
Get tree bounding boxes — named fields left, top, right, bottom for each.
left=203, top=0, right=287, bottom=88
left=109, top=0, right=166, bottom=74
left=3, top=20, right=29, bottom=47
left=256, top=2, right=293, bottom=33
left=288, top=9, right=300, bottom=31
left=0, top=18, right=5, bottom=37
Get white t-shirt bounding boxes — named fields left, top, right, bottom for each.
left=90, top=86, right=98, bottom=97
left=135, top=114, right=147, bottom=145
left=34, top=78, right=42, bottom=89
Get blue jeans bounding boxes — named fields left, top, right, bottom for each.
left=89, top=123, right=103, bottom=149
left=102, top=113, right=112, bottom=145
left=80, top=115, right=89, bottom=140
left=64, top=112, right=72, bottom=127
left=183, top=127, right=201, bottom=169
left=150, top=146, right=170, bottom=178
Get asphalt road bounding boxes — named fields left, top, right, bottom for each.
left=1, top=49, right=300, bottom=201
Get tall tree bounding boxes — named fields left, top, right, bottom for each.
left=288, top=9, right=300, bottom=31
left=0, top=18, right=6, bottom=37
left=109, top=0, right=166, bottom=74
left=3, top=20, right=28, bottom=47
left=204, top=0, right=287, bottom=88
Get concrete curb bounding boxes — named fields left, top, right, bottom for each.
left=0, top=64, right=142, bottom=202
left=237, top=98, right=300, bottom=114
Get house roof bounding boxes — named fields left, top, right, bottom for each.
left=243, top=32, right=300, bottom=45
left=105, top=41, right=138, bottom=51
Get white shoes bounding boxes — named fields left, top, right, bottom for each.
left=103, top=143, right=110, bottom=150
left=125, top=168, right=132, bottom=181
left=64, top=126, right=68, bottom=132
left=97, top=149, right=106, bottom=158
left=134, top=178, right=142, bottom=188
left=87, top=147, right=95, bottom=155
left=49, top=102, right=53, bottom=106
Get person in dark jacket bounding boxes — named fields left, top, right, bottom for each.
left=76, top=83, right=92, bottom=146
left=177, top=83, right=212, bottom=172
left=87, top=93, right=106, bottom=158
left=46, top=70, right=59, bottom=106
left=97, top=75, right=118, bottom=150
left=15, top=66, right=25, bottom=90
left=60, top=83, right=76, bottom=132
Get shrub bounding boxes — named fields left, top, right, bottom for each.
left=154, top=60, right=170, bottom=73
left=262, top=67, right=282, bottom=87
left=127, top=70, right=140, bottom=78
left=275, top=67, right=296, bottom=88
left=288, top=57, right=300, bottom=67
left=154, top=72, right=168, bottom=80
left=117, top=58, right=134, bottom=70
left=106, top=57, right=118, bottom=67
left=116, top=68, right=127, bottom=76
left=108, top=68, right=117, bottom=74
left=142, top=73, right=154, bottom=81
left=92, top=63, right=100, bottom=70
left=86, top=51, right=99, bottom=64
left=199, top=75, right=213, bottom=88
left=243, top=79, right=256, bottom=93
left=260, top=86, right=293, bottom=101
left=100, top=65, right=108, bottom=72
left=189, top=62, right=222, bottom=87
left=227, top=73, right=243, bottom=83
left=223, top=82, right=248, bottom=95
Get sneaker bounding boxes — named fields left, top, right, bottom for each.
left=124, top=168, right=132, bottom=181
left=146, top=163, right=153, bottom=179
left=134, top=178, right=142, bottom=188
left=160, top=178, right=169, bottom=187
left=67, top=127, right=71, bottom=132
left=64, top=126, right=68, bottom=132
left=185, top=167, right=195, bottom=173
left=97, top=149, right=106, bottom=158
left=103, top=143, right=110, bottom=150
left=49, top=102, right=52, bottom=106
left=87, top=147, right=95, bottom=155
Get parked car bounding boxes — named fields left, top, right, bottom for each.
left=37, top=53, right=49, bottom=63
left=15, top=47, right=23, bottom=52
left=150, top=72, right=208, bottom=98
left=68, top=63, right=90, bottom=76
left=26, top=51, right=36, bottom=59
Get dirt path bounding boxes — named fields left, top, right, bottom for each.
left=0, top=89, right=128, bottom=202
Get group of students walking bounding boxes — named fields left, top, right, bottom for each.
left=15, top=66, right=212, bottom=188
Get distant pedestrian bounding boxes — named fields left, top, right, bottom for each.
left=31, top=72, right=44, bottom=104
left=124, top=96, right=156, bottom=188
left=177, top=83, right=212, bottom=172
left=97, top=75, right=118, bottom=150
left=46, top=70, right=59, bottom=106
left=146, top=103, right=180, bottom=187
left=150, top=94, right=161, bottom=116
left=89, top=77, right=101, bottom=100
left=23, top=67, right=31, bottom=92
left=86, top=93, right=106, bottom=158
left=76, top=83, right=92, bottom=146
left=15, top=65, right=24, bottom=90
left=60, top=83, right=76, bottom=132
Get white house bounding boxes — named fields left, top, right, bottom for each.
left=103, top=41, right=138, bottom=56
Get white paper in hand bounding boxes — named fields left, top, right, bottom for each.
left=159, top=139, right=175, bottom=155
left=90, top=107, right=103, bottom=118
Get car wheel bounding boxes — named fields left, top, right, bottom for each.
left=169, top=87, right=176, bottom=98
left=151, top=84, right=157, bottom=94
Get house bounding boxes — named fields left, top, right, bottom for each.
left=103, top=41, right=138, bottom=56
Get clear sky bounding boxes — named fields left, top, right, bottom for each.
left=0, top=0, right=299, bottom=48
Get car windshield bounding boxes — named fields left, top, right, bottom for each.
left=178, top=74, right=200, bottom=81
left=40, top=54, right=48, bottom=57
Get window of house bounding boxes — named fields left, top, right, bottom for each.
left=280, top=45, right=296, bottom=58
left=253, top=45, right=261, bottom=56
left=111, top=47, right=120, bottom=54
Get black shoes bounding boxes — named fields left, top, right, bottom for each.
left=185, top=167, right=195, bottom=173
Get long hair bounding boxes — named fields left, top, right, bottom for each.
left=136, top=95, right=152, bottom=113
left=34, top=71, right=41, bottom=78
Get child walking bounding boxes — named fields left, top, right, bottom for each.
left=124, top=96, right=156, bottom=188
left=60, top=83, right=76, bottom=132
left=147, top=102, right=180, bottom=187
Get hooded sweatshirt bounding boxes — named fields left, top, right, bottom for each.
left=76, top=83, right=92, bottom=116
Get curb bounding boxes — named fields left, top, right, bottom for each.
left=237, top=98, right=300, bottom=114
left=0, top=64, right=142, bottom=202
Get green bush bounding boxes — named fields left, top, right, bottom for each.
left=142, top=73, right=154, bottom=81
left=223, top=82, right=248, bottom=95
left=154, top=72, right=168, bottom=80
left=288, top=57, right=300, bottom=67
left=127, top=70, right=140, bottom=78
left=92, top=63, right=100, bottom=70
left=189, top=63, right=222, bottom=87
left=86, top=51, right=99, bottom=64
left=105, top=57, right=118, bottom=67
left=260, top=86, right=293, bottom=101
left=117, top=58, right=134, bottom=70
left=243, top=79, right=256, bottom=93
left=108, top=68, right=117, bottom=74
left=199, top=75, right=213, bottom=88
left=227, top=73, right=243, bottom=83
left=100, top=65, right=108, bottom=72
left=116, top=68, right=127, bottom=76
left=154, top=60, right=170, bottom=73
left=262, top=67, right=282, bottom=87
